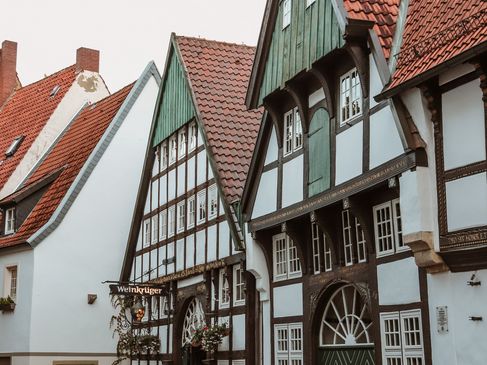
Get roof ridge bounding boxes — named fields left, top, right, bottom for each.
left=16, top=64, right=78, bottom=91
left=175, top=34, right=256, bottom=49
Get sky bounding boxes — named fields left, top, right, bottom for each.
left=0, top=0, right=267, bottom=92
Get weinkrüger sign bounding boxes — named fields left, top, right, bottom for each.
left=109, top=283, right=166, bottom=296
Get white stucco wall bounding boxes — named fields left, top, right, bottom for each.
left=335, top=122, right=363, bottom=185
left=273, top=283, right=303, bottom=317
left=428, top=269, right=487, bottom=365
left=0, top=71, right=110, bottom=200
left=264, top=127, right=279, bottom=165
left=377, top=257, right=420, bottom=305
left=282, top=155, right=303, bottom=208
left=252, top=168, right=278, bottom=219
left=27, top=75, right=159, bottom=353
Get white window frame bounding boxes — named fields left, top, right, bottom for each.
left=311, top=222, right=332, bottom=274
left=4, top=208, right=15, bottom=234
left=178, top=128, right=187, bottom=159
left=374, top=199, right=406, bottom=257
left=272, top=233, right=301, bottom=282
left=197, top=190, right=207, bottom=224
left=159, top=210, right=167, bottom=240
left=177, top=201, right=185, bottom=233
left=187, top=196, right=195, bottom=229
left=380, top=310, right=424, bottom=365
left=161, top=142, right=168, bottom=170
left=189, top=122, right=197, bottom=152
left=219, top=268, right=230, bottom=309
left=283, top=107, right=303, bottom=156
left=168, top=206, right=176, bottom=237
left=340, top=68, right=362, bottom=126
left=355, top=217, right=367, bottom=263
left=274, top=323, right=303, bottom=365
left=282, top=0, right=292, bottom=29
left=342, top=210, right=354, bottom=266
left=233, top=264, right=245, bottom=306
left=143, top=219, right=150, bottom=247
left=4, top=265, right=17, bottom=301
left=208, top=184, right=218, bottom=219
left=169, top=135, right=177, bottom=165
left=151, top=215, right=158, bottom=244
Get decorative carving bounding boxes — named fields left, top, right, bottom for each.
left=404, top=231, right=449, bottom=273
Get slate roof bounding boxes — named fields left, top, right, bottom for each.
left=0, top=84, right=134, bottom=248
left=0, top=65, right=78, bottom=191
left=344, top=0, right=400, bottom=59
left=176, top=36, right=263, bottom=203
left=386, top=0, right=487, bottom=93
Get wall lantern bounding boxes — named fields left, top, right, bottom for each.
left=131, top=298, right=145, bottom=322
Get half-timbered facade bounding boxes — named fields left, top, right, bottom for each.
left=120, top=35, right=262, bottom=365
left=242, top=1, right=431, bottom=364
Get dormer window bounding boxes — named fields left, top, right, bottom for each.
left=5, top=136, right=24, bottom=157
left=340, top=68, right=362, bottom=126
left=282, top=0, right=292, bottom=29
left=5, top=207, right=15, bottom=234
left=283, top=107, right=303, bottom=156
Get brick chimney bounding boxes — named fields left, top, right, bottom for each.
left=0, top=40, right=18, bottom=105
left=76, top=47, right=99, bottom=73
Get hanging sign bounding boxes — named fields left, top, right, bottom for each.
left=109, top=283, right=167, bottom=296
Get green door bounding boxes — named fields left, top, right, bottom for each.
left=318, top=347, right=375, bottom=365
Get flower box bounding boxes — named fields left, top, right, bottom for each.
left=0, top=302, right=15, bottom=312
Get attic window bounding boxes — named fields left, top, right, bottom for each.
left=4, top=208, right=15, bottom=234
left=282, top=0, right=292, bottom=29
left=50, top=85, right=61, bottom=97
left=5, top=136, right=24, bottom=157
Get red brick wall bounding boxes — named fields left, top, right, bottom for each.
left=0, top=40, right=17, bottom=105
left=76, top=47, right=99, bottom=73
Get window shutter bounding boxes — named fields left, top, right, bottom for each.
left=308, top=108, right=331, bottom=197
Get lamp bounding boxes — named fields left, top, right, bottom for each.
left=131, top=298, right=145, bottom=322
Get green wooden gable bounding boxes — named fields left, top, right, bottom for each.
left=258, top=0, right=344, bottom=105
left=152, top=46, right=195, bottom=147
left=308, top=108, right=331, bottom=197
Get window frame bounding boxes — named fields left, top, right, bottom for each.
left=4, top=207, right=15, bottom=234
left=4, top=265, right=18, bottom=301
left=168, top=206, right=176, bottom=238
left=272, top=233, right=302, bottom=282
left=189, top=122, right=197, bottom=152
left=197, top=190, right=207, bottom=224
left=374, top=199, right=406, bottom=257
left=169, top=135, right=177, bottom=165
left=339, top=68, right=362, bottom=126
left=306, top=0, right=316, bottom=8
left=143, top=219, right=150, bottom=247
left=159, top=210, right=167, bottom=240
left=274, top=323, right=303, bottom=365
left=178, top=128, right=187, bottom=159
left=283, top=107, right=303, bottom=156
left=177, top=201, right=186, bottom=233
left=233, top=264, right=245, bottom=306
left=187, top=196, right=195, bottom=229
left=161, top=142, right=168, bottom=170
left=219, top=268, right=230, bottom=309
left=151, top=215, right=158, bottom=244
left=208, top=184, right=218, bottom=219
left=282, top=0, right=292, bottom=29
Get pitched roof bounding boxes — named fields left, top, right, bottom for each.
left=176, top=36, right=263, bottom=203
left=343, top=0, right=400, bottom=59
left=0, top=84, right=134, bottom=249
left=0, top=66, right=78, bottom=191
left=385, top=0, right=487, bottom=95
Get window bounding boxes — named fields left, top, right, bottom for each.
left=306, top=0, right=316, bottom=7
left=219, top=269, right=230, bottom=309
left=340, top=68, right=362, bottom=125
left=169, top=135, right=177, bottom=164
left=5, top=136, right=23, bottom=157
left=275, top=323, right=303, bottom=365
left=233, top=264, right=245, bottom=306
left=5, top=266, right=17, bottom=301
left=283, top=107, right=303, bottom=156
left=4, top=208, right=15, bottom=234
left=177, top=201, right=185, bottom=232
left=159, top=210, right=167, bottom=240
left=178, top=129, right=187, bottom=159
left=161, top=142, right=168, bottom=170
left=311, top=222, right=332, bottom=273
left=143, top=219, right=150, bottom=247
left=151, top=215, right=158, bottom=244
left=187, top=196, right=195, bottom=228
left=168, top=206, right=175, bottom=237
left=380, top=310, right=424, bottom=365
left=273, top=233, right=301, bottom=281
left=282, top=0, right=292, bottom=29
left=189, top=122, right=197, bottom=152
left=342, top=210, right=368, bottom=265
left=374, top=199, right=405, bottom=257
left=197, top=191, right=207, bottom=224
left=208, top=184, right=218, bottom=219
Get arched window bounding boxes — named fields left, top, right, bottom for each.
left=308, top=108, right=331, bottom=197
left=182, top=298, right=205, bottom=346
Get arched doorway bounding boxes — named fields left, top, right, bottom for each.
left=181, top=298, right=206, bottom=365
left=318, top=284, right=375, bottom=365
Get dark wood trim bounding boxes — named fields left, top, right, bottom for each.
left=262, top=160, right=279, bottom=172
left=375, top=250, right=413, bottom=265
left=443, top=160, right=487, bottom=181
left=271, top=315, right=303, bottom=324
left=151, top=145, right=205, bottom=182
left=439, top=69, right=481, bottom=94
left=378, top=302, right=423, bottom=312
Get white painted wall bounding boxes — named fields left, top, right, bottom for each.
left=335, top=122, right=363, bottom=185
left=282, top=155, right=303, bottom=208
left=0, top=249, right=34, bottom=354
left=369, top=54, right=382, bottom=109
left=308, top=88, right=325, bottom=108
left=27, top=75, right=159, bottom=353
left=439, top=63, right=475, bottom=85
left=377, top=257, right=420, bottom=305
left=428, top=269, right=487, bottom=365
left=0, top=71, right=110, bottom=200
left=244, top=228, right=270, bottom=301
left=442, top=79, right=485, bottom=170
left=273, top=283, right=303, bottom=317
left=252, top=168, right=277, bottom=219
left=369, top=106, right=404, bottom=169
left=232, top=314, right=246, bottom=350
left=264, top=127, right=278, bottom=165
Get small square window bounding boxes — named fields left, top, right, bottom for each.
left=168, top=206, right=176, bottom=237
left=4, top=208, right=15, bottom=234
left=208, top=184, right=218, bottom=219
left=187, top=196, right=195, bottom=228
left=177, top=201, right=185, bottom=233
left=282, top=0, right=292, bottom=29
left=197, top=191, right=207, bottom=224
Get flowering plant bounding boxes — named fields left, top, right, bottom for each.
left=191, top=322, right=230, bottom=352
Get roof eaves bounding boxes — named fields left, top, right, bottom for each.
left=27, top=63, right=160, bottom=248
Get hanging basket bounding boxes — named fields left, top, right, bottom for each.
left=191, top=340, right=201, bottom=348
left=0, top=302, right=15, bottom=312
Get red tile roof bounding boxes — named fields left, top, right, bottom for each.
left=0, top=66, right=77, bottom=192
left=0, top=84, right=134, bottom=248
left=387, top=0, right=487, bottom=92
left=344, top=0, right=400, bottom=59
left=176, top=36, right=263, bottom=203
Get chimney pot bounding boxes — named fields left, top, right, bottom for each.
left=0, top=40, right=18, bottom=105
left=76, top=47, right=99, bottom=73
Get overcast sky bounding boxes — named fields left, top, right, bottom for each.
left=0, top=0, right=266, bottom=92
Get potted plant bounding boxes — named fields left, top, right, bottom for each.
left=199, top=322, right=230, bottom=353
left=190, top=327, right=204, bottom=347
left=0, top=296, right=15, bottom=312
